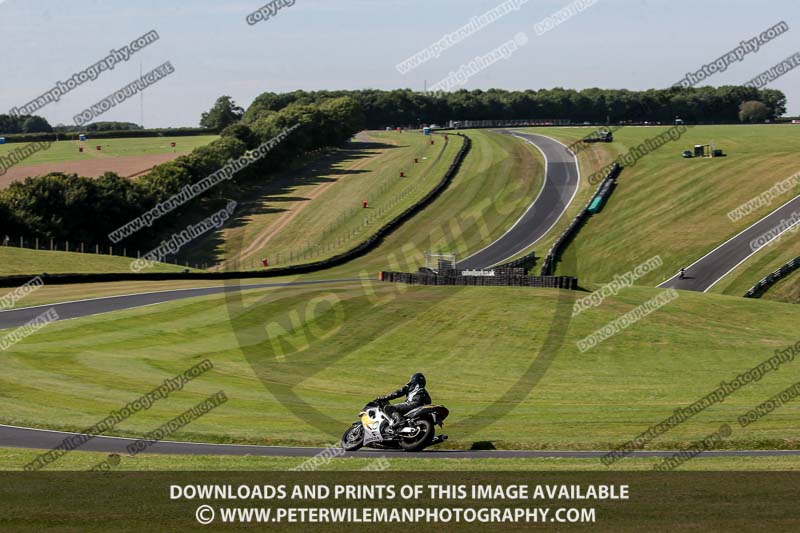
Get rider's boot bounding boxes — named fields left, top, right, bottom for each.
left=388, top=412, right=405, bottom=431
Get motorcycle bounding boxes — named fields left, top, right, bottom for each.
left=341, top=399, right=449, bottom=452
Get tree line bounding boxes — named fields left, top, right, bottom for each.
left=240, top=86, right=786, bottom=129
left=0, top=114, right=53, bottom=134
left=55, top=121, right=145, bottom=132
left=0, top=115, right=165, bottom=137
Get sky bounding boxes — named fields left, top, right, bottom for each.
left=1, top=0, right=798, bottom=128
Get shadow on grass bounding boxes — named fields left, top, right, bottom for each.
left=181, top=140, right=400, bottom=267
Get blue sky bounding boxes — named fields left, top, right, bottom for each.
left=1, top=0, right=798, bottom=127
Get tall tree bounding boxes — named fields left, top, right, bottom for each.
left=21, top=115, right=53, bottom=133
left=739, top=101, right=770, bottom=123
left=200, top=96, right=244, bottom=131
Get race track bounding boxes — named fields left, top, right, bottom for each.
left=4, top=423, right=798, bottom=459
left=660, top=193, right=800, bottom=292
left=457, top=132, right=580, bottom=269
left=6, top=133, right=798, bottom=460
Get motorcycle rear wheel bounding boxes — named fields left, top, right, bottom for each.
left=399, top=419, right=435, bottom=452
left=341, top=424, right=364, bottom=451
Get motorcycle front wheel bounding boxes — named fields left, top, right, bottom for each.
left=399, top=419, right=435, bottom=452
left=341, top=424, right=364, bottom=451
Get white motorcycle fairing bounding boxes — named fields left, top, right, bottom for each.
left=360, top=406, right=391, bottom=445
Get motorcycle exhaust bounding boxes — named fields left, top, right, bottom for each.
left=398, top=427, right=419, bottom=437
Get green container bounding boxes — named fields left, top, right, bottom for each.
left=588, top=196, right=604, bottom=213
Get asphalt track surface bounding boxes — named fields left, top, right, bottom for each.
left=5, top=424, right=800, bottom=459
left=0, top=278, right=362, bottom=331
left=457, top=131, right=580, bottom=269
left=659, top=193, right=800, bottom=292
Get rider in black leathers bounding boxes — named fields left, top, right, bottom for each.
left=376, top=373, right=431, bottom=429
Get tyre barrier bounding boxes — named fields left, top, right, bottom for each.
left=0, top=134, right=472, bottom=289
left=379, top=271, right=578, bottom=290
left=744, top=255, right=800, bottom=298
left=540, top=164, right=622, bottom=276
left=439, top=268, right=528, bottom=277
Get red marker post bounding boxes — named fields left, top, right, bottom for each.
left=363, top=199, right=369, bottom=209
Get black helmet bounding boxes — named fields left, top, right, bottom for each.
left=410, top=373, right=426, bottom=387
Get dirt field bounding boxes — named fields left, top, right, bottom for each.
left=0, top=153, right=181, bottom=187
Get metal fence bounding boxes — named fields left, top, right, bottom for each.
left=0, top=236, right=207, bottom=270
left=494, top=251, right=537, bottom=270
left=744, top=255, right=800, bottom=298
left=445, top=119, right=572, bottom=129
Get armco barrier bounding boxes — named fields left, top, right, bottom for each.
left=442, top=119, right=571, bottom=130
left=0, top=134, right=472, bottom=288
left=744, top=255, right=800, bottom=298
left=494, top=251, right=536, bottom=271
left=540, top=164, right=621, bottom=276
left=379, top=271, right=577, bottom=290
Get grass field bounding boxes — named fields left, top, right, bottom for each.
left=507, top=125, right=800, bottom=288
left=764, top=271, right=800, bottom=303
left=184, top=129, right=545, bottom=274
left=0, top=135, right=218, bottom=166
left=2, top=281, right=799, bottom=452
left=310, top=129, right=545, bottom=277
left=0, top=246, right=197, bottom=276
left=190, top=131, right=459, bottom=269
left=0, top=447, right=797, bottom=471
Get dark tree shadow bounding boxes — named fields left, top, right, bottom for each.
left=181, top=139, right=401, bottom=267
